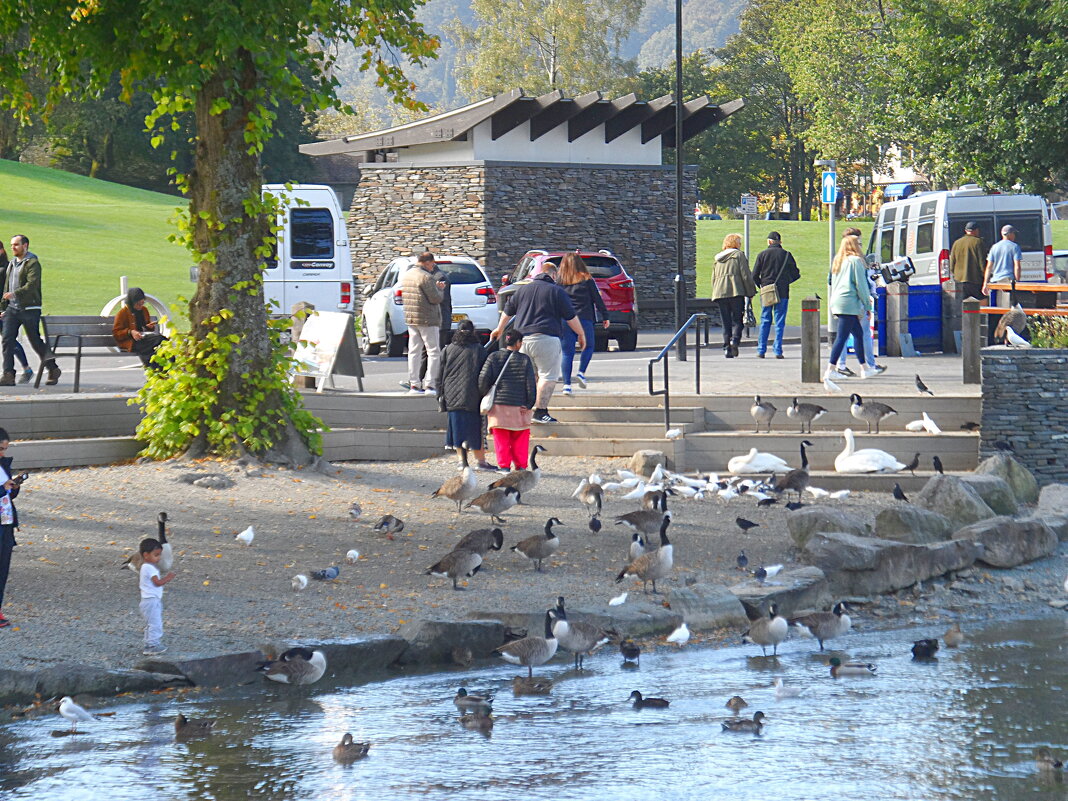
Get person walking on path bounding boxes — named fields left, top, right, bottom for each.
left=401, top=252, right=446, bottom=395
left=113, top=287, right=166, bottom=368
left=490, top=260, right=584, bottom=424
left=0, top=428, right=22, bottom=629
left=982, top=224, right=1023, bottom=296
left=751, top=231, right=800, bottom=359
left=825, top=233, right=879, bottom=380
left=834, top=228, right=885, bottom=376
left=138, top=537, right=175, bottom=655
left=478, top=330, right=537, bottom=471
left=950, top=220, right=988, bottom=302
left=0, top=235, right=61, bottom=386
left=435, top=320, right=493, bottom=470
left=557, top=253, right=609, bottom=395
left=710, top=233, right=757, bottom=358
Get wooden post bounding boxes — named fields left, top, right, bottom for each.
left=801, top=295, right=821, bottom=383
left=886, top=282, right=909, bottom=357
left=942, top=280, right=961, bottom=353
left=962, top=297, right=981, bottom=384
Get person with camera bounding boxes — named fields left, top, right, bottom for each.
left=0, top=427, right=25, bottom=628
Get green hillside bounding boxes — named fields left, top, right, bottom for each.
left=0, top=159, right=190, bottom=315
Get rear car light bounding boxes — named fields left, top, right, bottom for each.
left=475, top=286, right=497, bottom=304
left=1045, top=245, right=1054, bottom=281
left=340, top=282, right=351, bottom=305
left=937, top=249, right=950, bottom=283
left=614, top=279, right=635, bottom=289
left=393, top=288, right=403, bottom=306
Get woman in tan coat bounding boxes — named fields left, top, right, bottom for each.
left=113, top=287, right=166, bottom=368
left=710, top=233, right=757, bottom=358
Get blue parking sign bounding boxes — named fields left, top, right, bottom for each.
left=821, top=171, right=837, bottom=204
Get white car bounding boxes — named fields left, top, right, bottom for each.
left=360, top=255, right=498, bottom=356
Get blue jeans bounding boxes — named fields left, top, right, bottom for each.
left=2, top=308, right=53, bottom=375
left=561, top=318, right=595, bottom=385
left=836, top=312, right=876, bottom=368
left=828, top=314, right=866, bottom=366
left=757, top=297, right=789, bottom=356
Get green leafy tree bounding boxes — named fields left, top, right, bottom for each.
left=0, top=1, right=437, bottom=463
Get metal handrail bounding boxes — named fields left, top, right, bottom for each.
left=648, top=312, right=708, bottom=432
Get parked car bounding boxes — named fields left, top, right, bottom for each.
left=1052, top=249, right=1068, bottom=282
left=697, top=213, right=722, bottom=220
left=360, top=255, right=497, bottom=356
left=498, top=249, right=638, bottom=351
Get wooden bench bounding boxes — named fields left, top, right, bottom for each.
left=39, top=315, right=136, bottom=393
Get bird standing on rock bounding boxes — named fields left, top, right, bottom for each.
left=58, top=697, right=95, bottom=732
left=932, top=455, right=944, bottom=474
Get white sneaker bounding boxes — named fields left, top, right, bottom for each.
left=824, top=367, right=848, bottom=380
left=861, top=365, right=884, bottom=378
left=575, top=373, right=587, bottom=389
left=561, top=385, right=573, bottom=396
left=406, top=387, right=424, bottom=395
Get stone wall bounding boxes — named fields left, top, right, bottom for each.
left=981, top=348, right=1068, bottom=484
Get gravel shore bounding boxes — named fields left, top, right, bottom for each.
left=0, top=453, right=1063, bottom=675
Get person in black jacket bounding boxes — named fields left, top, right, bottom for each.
left=557, top=253, right=610, bottom=395
left=478, top=330, right=537, bottom=470
left=435, top=320, right=493, bottom=470
left=751, top=231, right=800, bottom=359
left=0, top=427, right=22, bottom=628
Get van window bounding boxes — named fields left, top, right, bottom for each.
left=290, top=208, right=335, bottom=263
left=916, top=221, right=934, bottom=254
left=919, top=200, right=938, bottom=217
left=880, top=230, right=893, bottom=263
left=882, top=206, right=897, bottom=224
left=949, top=215, right=994, bottom=248
left=996, top=213, right=1043, bottom=252
left=897, top=222, right=908, bottom=258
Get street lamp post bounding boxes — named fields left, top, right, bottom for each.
left=814, top=158, right=837, bottom=343
left=674, top=0, right=686, bottom=360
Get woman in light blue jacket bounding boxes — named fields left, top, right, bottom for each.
left=825, top=234, right=879, bottom=380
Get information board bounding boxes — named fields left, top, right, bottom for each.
left=291, top=311, right=364, bottom=393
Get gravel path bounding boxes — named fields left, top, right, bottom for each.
left=0, top=453, right=1063, bottom=674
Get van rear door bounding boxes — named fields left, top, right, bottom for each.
left=283, top=205, right=340, bottom=311
left=994, top=212, right=1046, bottom=282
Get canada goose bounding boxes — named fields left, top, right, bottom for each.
left=640, top=488, right=665, bottom=511
left=741, top=602, right=789, bottom=657
left=722, top=711, right=766, bottom=733
left=835, top=429, right=906, bottom=473
left=552, top=597, right=610, bottom=669
left=510, top=518, right=561, bottom=571
left=58, top=696, right=95, bottom=732
left=614, top=491, right=669, bottom=536
left=789, top=602, right=852, bottom=651
left=772, top=678, right=805, bottom=699
left=573, top=478, right=604, bottom=515
left=725, top=695, right=748, bottom=713
left=911, top=638, right=939, bottom=659
left=425, top=548, right=482, bottom=590
left=459, top=710, right=494, bottom=731
left=629, top=533, right=645, bottom=563
left=620, top=639, right=641, bottom=663
left=750, top=396, right=777, bottom=433
left=994, top=303, right=1027, bottom=342
left=727, top=448, right=791, bottom=474
left=490, top=444, right=547, bottom=495
left=1036, top=747, right=1064, bottom=772
left=454, top=527, right=504, bottom=557
left=454, top=688, right=493, bottom=715
left=787, top=398, right=827, bottom=434
left=432, top=444, right=479, bottom=512
left=849, top=394, right=897, bottom=434
left=256, top=647, right=327, bottom=685
left=828, top=656, right=877, bottom=677
left=775, top=440, right=813, bottom=502
left=629, top=690, right=670, bottom=709
left=495, top=609, right=559, bottom=677
left=372, top=515, right=405, bottom=535
left=174, top=713, right=216, bottom=738
left=465, top=486, right=521, bottom=523
left=943, top=622, right=964, bottom=648
left=120, top=511, right=173, bottom=574
left=333, top=733, right=371, bottom=762
left=893, top=483, right=909, bottom=502
left=615, top=516, right=673, bottom=594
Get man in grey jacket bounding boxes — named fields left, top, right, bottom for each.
left=0, top=235, right=61, bottom=386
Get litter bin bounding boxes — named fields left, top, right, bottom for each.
left=876, top=284, right=943, bottom=354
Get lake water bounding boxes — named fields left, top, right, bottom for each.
left=2, top=615, right=1066, bottom=800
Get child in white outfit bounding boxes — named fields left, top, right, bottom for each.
left=138, top=537, right=175, bottom=655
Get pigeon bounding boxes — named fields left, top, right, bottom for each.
left=736, top=550, right=748, bottom=570
left=348, top=502, right=362, bottom=521
left=666, top=622, right=690, bottom=645
left=736, top=517, right=759, bottom=534
left=904, top=452, right=920, bottom=477
left=345, top=549, right=360, bottom=564
left=933, top=455, right=944, bottom=474
left=892, top=483, right=909, bottom=502
left=311, top=566, right=340, bottom=581
left=373, top=515, right=405, bottom=534
left=921, top=412, right=941, bottom=435
left=992, top=441, right=1015, bottom=453
left=753, top=564, right=783, bottom=584
left=59, top=697, right=95, bottom=732
left=588, top=514, right=602, bottom=534
left=915, top=375, right=933, bottom=395
left=235, top=526, right=255, bottom=546
left=291, top=574, right=309, bottom=592
left=609, top=592, right=628, bottom=606
left=757, top=496, right=778, bottom=507
left=1005, top=328, right=1031, bottom=348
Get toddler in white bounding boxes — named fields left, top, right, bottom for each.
left=138, top=538, right=175, bottom=655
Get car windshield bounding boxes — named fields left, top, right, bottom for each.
left=545, top=255, right=623, bottom=278
left=436, top=261, right=486, bottom=285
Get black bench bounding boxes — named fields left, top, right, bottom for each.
left=38, top=315, right=137, bottom=393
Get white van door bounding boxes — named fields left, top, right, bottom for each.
left=282, top=205, right=343, bottom=312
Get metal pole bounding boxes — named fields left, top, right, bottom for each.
left=674, top=0, right=686, bottom=361
left=743, top=213, right=750, bottom=260
left=828, top=200, right=835, bottom=342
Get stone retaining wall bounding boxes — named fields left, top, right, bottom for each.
left=980, top=347, right=1068, bottom=484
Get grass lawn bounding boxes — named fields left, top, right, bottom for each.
left=696, top=219, right=1068, bottom=326
left=0, top=159, right=191, bottom=315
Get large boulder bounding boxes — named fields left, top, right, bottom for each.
left=975, top=454, right=1039, bottom=505
left=956, top=474, right=1019, bottom=516
left=914, top=475, right=996, bottom=527
left=629, top=449, right=669, bottom=477
left=875, top=506, right=953, bottom=544
left=396, top=619, right=506, bottom=665
left=1029, top=514, right=1068, bottom=542
left=1038, top=484, right=1068, bottom=516
left=952, top=516, right=1057, bottom=568
left=666, top=584, right=749, bottom=629
left=787, top=507, right=872, bottom=548
left=729, top=566, right=831, bottom=618
left=802, top=531, right=982, bottom=596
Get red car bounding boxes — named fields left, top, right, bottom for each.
left=499, top=249, right=638, bottom=351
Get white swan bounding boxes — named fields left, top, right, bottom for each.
left=727, top=448, right=791, bottom=474
left=834, top=429, right=906, bottom=473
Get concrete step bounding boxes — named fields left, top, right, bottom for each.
left=548, top=406, right=703, bottom=424
left=531, top=421, right=698, bottom=439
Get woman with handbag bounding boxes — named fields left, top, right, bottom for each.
left=826, top=234, right=879, bottom=379
left=557, top=253, right=610, bottom=395
left=435, top=320, right=494, bottom=470
left=710, top=233, right=757, bottom=358
left=751, top=231, right=800, bottom=359
left=478, top=330, right=537, bottom=471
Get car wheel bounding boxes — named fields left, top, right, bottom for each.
left=360, top=320, right=381, bottom=356
left=617, top=329, right=638, bottom=351
left=593, top=335, right=609, bottom=352
left=385, top=325, right=407, bottom=357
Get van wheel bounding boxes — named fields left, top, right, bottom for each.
left=617, top=329, right=638, bottom=351
left=360, top=322, right=381, bottom=356
left=385, top=325, right=407, bottom=357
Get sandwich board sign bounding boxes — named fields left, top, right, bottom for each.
left=291, top=310, right=364, bottom=392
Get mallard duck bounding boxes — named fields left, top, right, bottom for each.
left=750, top=396, right=777, bottom=433
left=741, top=602, right=789, bottom=657
left=465, top=486, right=521, bottom=523
left=425, top=548, right=482, bottom=590
left=333, top=733, right=370, bottom=762
left=512, top=676, right=553, bottom=695
left=722, top=711, right=766, bottom=733
left=256, top=647, right=327, bottom=685
left=174, top=713, right=216, bottom=738
left=454, top=527, right=504, bottom=557
left=615, top=516, right=673, bottom=594
left=619, top=639, right=641, bottom=663
left=789, top=602, right=852, bottom=651
left=495, top=610, right=558, bottom=678
left=431, top=445, right=479, bottom=512
left=828, top=657, right=877, bottom=677
left=459, top=710, right=494, bottom=731
left=787, top=398, right=827, bottom=434
left=911, top=638, right=940, bottom=659
left=372, top=515, right=404, bottom=535
left=849, top=394, right=898, bottom=434
left=552, top=597, right=609, bottom=670
left=943, top=622, right=964, bottom=648
left=629, top=690, right=670, bottom=709
left=1036, top=747, right=1064, bottom=772
left=490, top=444, right=547, bottom=495
left=454, top=688, right=493, bottom=715
left=510, top=518, right=561, bottom=571
left=725, top=695, right=748, bottom=713
left=834, top=429, right=905, bottom=473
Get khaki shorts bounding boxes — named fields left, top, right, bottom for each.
left=521, top=333, right=562, bottom=382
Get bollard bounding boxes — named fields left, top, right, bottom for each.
left=801, top=295, right=821, bottom=383
left=962, top=297, right=981, bottom=384
left=942, top=280, right=961, bottom=353
left=885, top=282, right=909, bottom=357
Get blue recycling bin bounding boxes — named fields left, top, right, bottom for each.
left=875, top=284, right=942, bottom=355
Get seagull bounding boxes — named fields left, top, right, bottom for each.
left=621, top=483, right=648, bottom=500
left=1005, top=328, right=1031, bottom=348
left=806, top=487, right=830, bottom=499
left=932, top=455, right=944, bottom=474
left=915, top=375, right=933, bottom=395
left=892, top=483, right=909, bottom=502
left=345, top=549, right=360, bottom=564
left=348, top=502, right=362, bottom=521
left=773, top=678, right=806, bottom=699
left=665, top=428, right=684, bottom=440
left=650, top=464, right=666, bottom=483
left=829, top=490, right=851, bottom=500
left=235, top=526, right=254, bottom=546
left=59, top=697, right=95, bottom=732
left=311, top=566, right=340, bottom=581
left=905, top=419, right=927, bottom=432
left=617, top=470, right=638, bottom=481
left=666, top=622, right=690, bottom=645
left=609, top=592, right=628, bottom=606
left=291, top=574, right=308, bottom=592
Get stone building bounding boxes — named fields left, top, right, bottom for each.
left=300, top=89, right=743, bottom=326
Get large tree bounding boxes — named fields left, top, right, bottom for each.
left=0, top=1, right=437, bottom=463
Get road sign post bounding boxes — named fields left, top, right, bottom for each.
left=815, top=162, right=838, bottom=344
left=740, top=194, right=758, bottom=259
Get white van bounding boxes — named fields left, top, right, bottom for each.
left=192, top=184, right=355, bottom=315
left=867, top=187, right=1054, bottom=284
